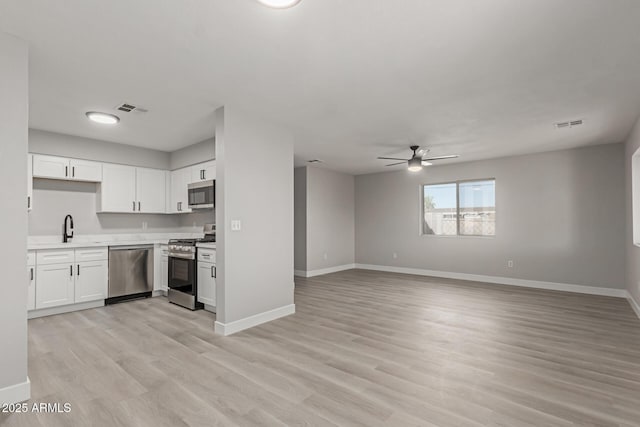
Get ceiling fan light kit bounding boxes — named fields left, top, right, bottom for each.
left=408, top=157, right=423, bottom=172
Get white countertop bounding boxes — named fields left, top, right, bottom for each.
left=28, top=233, right=204, bottom=251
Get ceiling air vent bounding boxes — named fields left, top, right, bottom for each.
left=114, top=103, right=148, bottom=114
left=555, top=119, right=583, bottom=129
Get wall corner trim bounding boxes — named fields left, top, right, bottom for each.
left=294, top=264, right=356, bottom=278
left=627, top=292, right=640, bottom=320
left=0, top=378, right=30, bottom=405
left=354, top=264, right=628, bottom=298
left=214, top=304, right=295, bottom=336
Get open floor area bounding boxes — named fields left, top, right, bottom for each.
left=3, top=270, right=640, bottom=427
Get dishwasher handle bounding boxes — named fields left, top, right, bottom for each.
left=109, top=245, right=154, bottom=251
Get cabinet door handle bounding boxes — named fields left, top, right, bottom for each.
left=72, top=166, right=75, bottom=178
left=77, top=264, right=80, bottom=276
left=212, top=266, right=216, bottom=278
left=70, top=265, right=73, bottom=276
left=27, top=196, right=31, bottom=209
left=65, top=166, right=68, bottom=177
left=138, top=201, right=141, bottom=211
left=30, top=268, right=34, bottom=281
left=133, top=201, right=136, bottom=211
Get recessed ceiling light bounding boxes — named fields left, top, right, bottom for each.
left=256, top=0, right=302, bottom=9
left=86, top=111, right=120, bottom=125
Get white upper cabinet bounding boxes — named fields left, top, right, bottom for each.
left=32, top=154, right=102, bottom=182
left=33, top=155, right=69, bottom=179
left=99, top=164, right=137, bottom=213
left=69, top=159, right=102, bottom=182
left=191, top=161, right=216, bottom=183
left=136, top=168, right=167, bottom=213
left=27, top=154, right=33, bottom=211
left=99, top=164, right=166, bottom=213
left=170, top=168, right=192, bottom=213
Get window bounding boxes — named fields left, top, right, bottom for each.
left=422, top=179, right=495, bottom=236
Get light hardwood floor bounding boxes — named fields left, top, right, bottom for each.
left=2, top=269, right=640, bottom=426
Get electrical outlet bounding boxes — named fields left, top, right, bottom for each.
left=323, top=253, right=328, bottom=260
left=142, top=221, right=148, bottom=230
left=231, top=220, right=242, bottom=231
left=393, top=252, right=398, bottom=259
left=507, top=260, right=514, bottom=268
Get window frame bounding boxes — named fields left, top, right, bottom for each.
left=420, top=178, right=496, bottom=238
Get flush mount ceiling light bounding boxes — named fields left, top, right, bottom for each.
left=85, top=111, right=120, bottom=125
left=256, top=0, right=302, bottom=8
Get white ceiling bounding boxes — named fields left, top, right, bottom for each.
left=1, top=0, right=640, bottom=174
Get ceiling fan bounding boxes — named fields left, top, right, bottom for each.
left=378, top=145, right=459, bottom=172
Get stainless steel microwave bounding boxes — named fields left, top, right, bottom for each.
left=188, top=180, right=215, bottom=209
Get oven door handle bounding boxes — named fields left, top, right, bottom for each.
left=168, top=253, right=196, bottom=260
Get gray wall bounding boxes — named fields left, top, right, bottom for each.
left=29, top=129, right=170, bottom=169
left=170, top=137, right=215, bottom=170
left=294, top=167, right=307, bottom=271
left=0, top=33, right=29, bottom=402
left=215, top=106, right=294, bottom=325
left=305, top=166, right=355, bottom=271
left=625, top=119, right=640, bottom=304
left=355, top=143, right=625, bottom=289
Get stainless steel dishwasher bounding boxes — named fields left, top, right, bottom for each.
left=107, top=245, right=154, bottom=304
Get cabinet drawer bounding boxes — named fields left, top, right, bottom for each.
left=197, top=248, right=216, bottom=263
left=75, top=247, right=108, bottom=262
left=27, top=251, right=36, bottom=267
left=37, top=249, right=74, bottom=266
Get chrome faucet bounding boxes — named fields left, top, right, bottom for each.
left=63, top=215, right=74, bottom=243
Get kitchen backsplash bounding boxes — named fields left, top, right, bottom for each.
left=28, top=179, right=214, bottom=236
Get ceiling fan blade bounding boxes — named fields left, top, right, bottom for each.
left=422, top=155, right=459, bottom=161
left=385, top=162, right=406, bottom=167
left=378, top=157, right=409, bottom=161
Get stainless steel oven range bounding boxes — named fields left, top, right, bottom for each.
left=167, top=231, right=215, bottom=310
left=168, top=240, right=202, bottom=310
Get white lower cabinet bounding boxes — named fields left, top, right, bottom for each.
left=197, top=248, right=216, bottom=308
left=161, top=254, right=169, bottom=292
left=27, top=252, right=36, bottom=311
left=154, top=244, right=169, bottom=293
left=36, top=263, right=75, bottom=309
left=31, top=247, right=108, bottom=311
left=74, top=260, right=108, bottom=303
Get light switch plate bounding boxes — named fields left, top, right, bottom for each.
left=231, top=220, right=242, bottom=231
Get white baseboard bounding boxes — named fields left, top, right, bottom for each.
left=628, top=291, right=640, bottom=319
left=28, top=300, right=104, bottom=319
left=152, top=290, right=167, bottom=297
left=294, top=264, right=356, bottom=278
left=0, top=378, right=30, bottom=405
left=215, top=304, right=295, bottom=336
left=354, top=264, right=627, bottom=298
